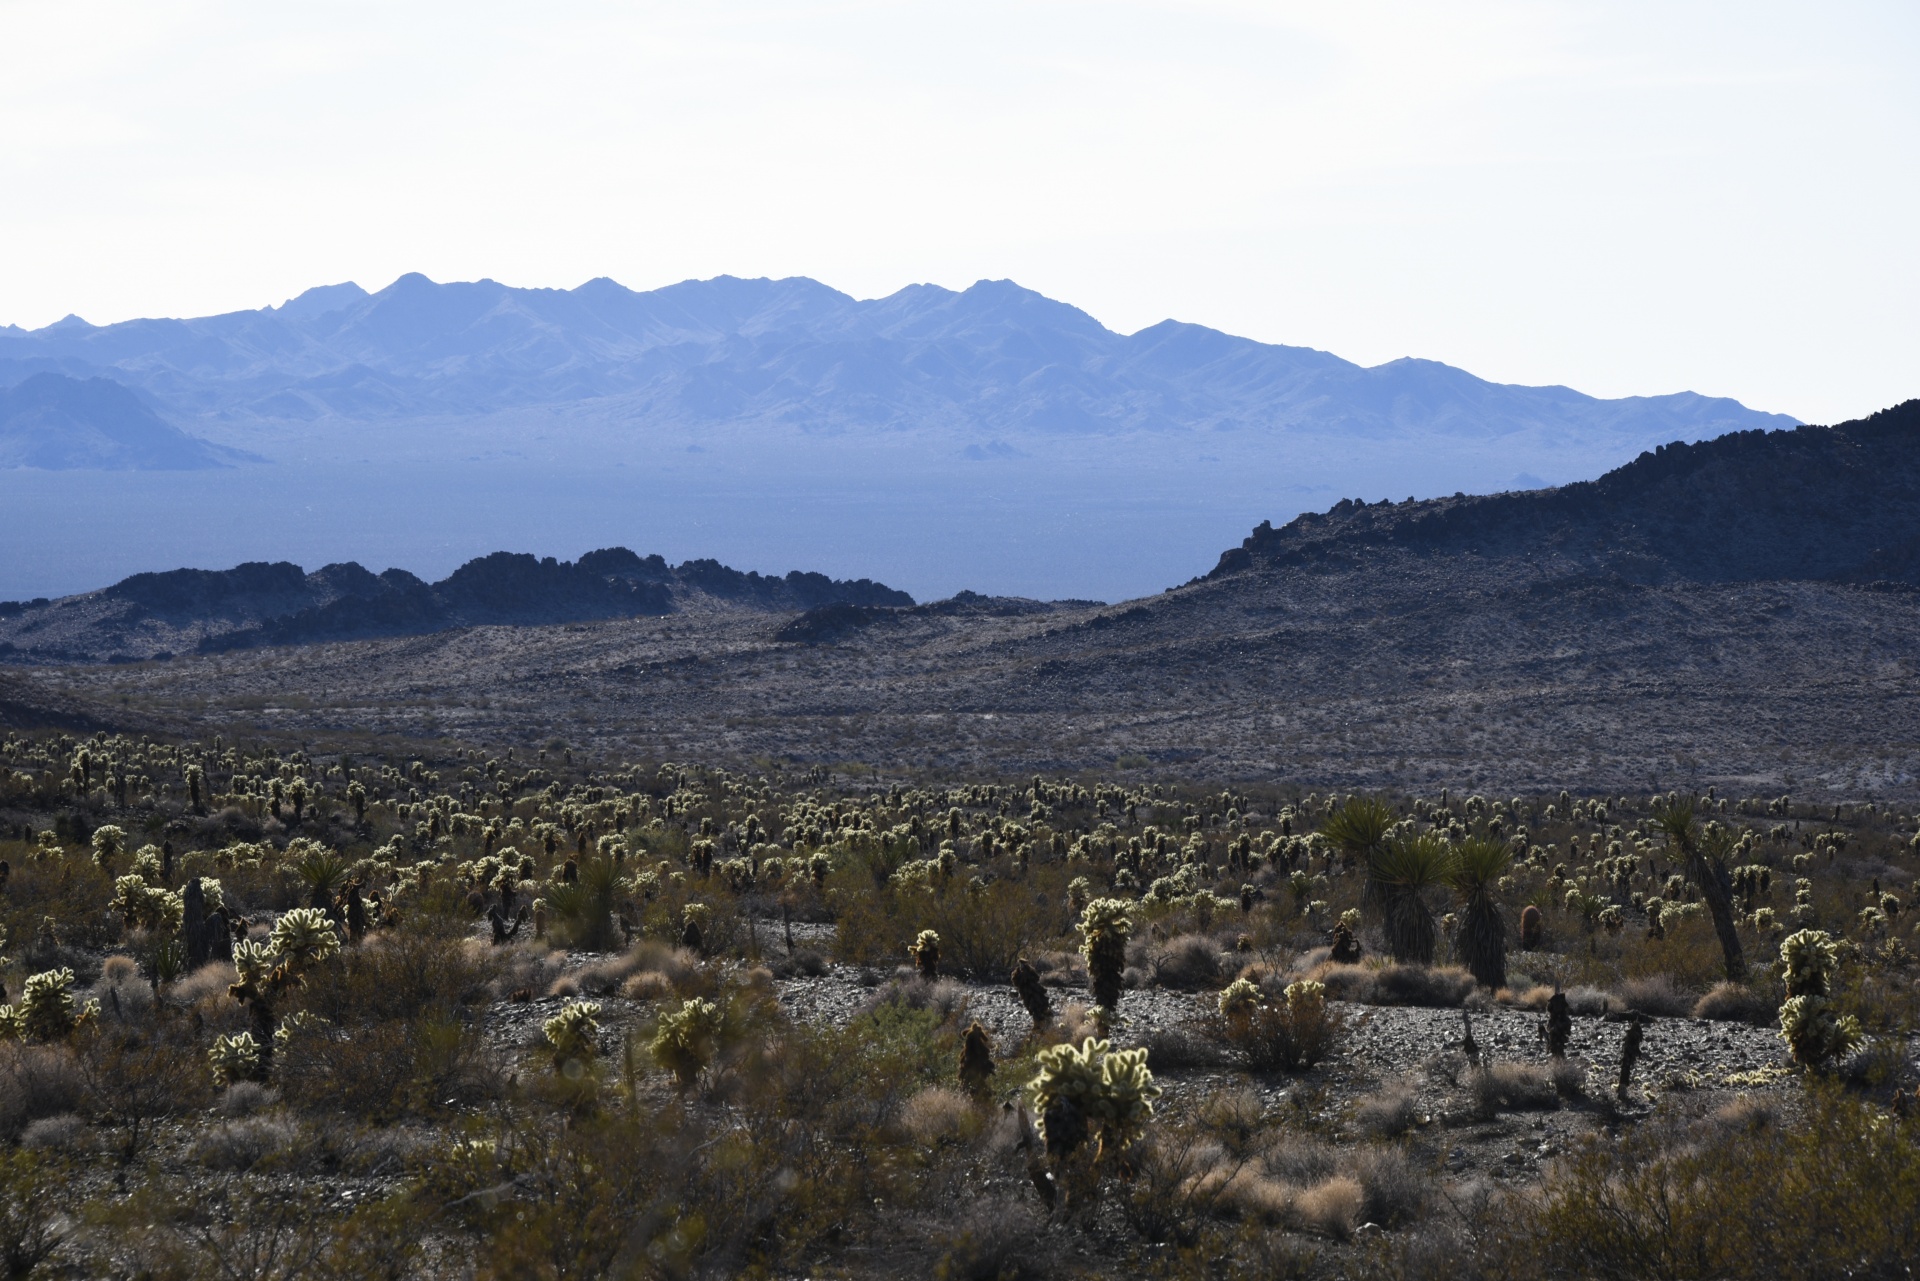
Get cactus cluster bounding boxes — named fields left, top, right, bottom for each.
left=651, top=996, right=723, bottom=1088
left=1777, top=928, right=1861, bottom=1068
left=0, top=968, right=98, bottom=1042
left=1077, top=899, right=1133, bottom=1014
left=543, top=999, right=603, bottom=1068
left=1027, top=1037, right=1160, bottom=1162
left=208, top=1031, right=264, bottom=1087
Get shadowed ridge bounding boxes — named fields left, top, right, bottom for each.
left=1208, top=399, right=1920, bottom=588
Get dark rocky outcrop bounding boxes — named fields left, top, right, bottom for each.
left=1207, top=399, right=1920, bottom=589
left=0, top=549, right=913, bottom=663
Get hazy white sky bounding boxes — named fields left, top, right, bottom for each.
left=1, top=0, right=1914, bottom=423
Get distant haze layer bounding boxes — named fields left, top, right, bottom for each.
left=0, top=273, right=1795, bottom=603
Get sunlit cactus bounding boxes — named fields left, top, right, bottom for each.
left=543, top=999, right=603, bottom=1069
left=908, top=929, right=941, bottom=980
left=1077, top=898, right=1133, bottom=1014
left=1026, top=1037, right=1160, bottom=1162
left=0, top=968, right=95, bottom=1043
left=1777, top=928, right=1861, bottom=1068
left=90, top=824, right=126, bottom=872
left=268, top=907, right=341, bottom=978
left=208, top=1031, right=264, bottom=1087
left=651, top=996, right=724, bottom=1088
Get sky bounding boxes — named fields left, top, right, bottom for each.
left=1, top=0, right=1915, bottom=425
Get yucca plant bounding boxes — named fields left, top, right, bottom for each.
left=543, top=854, right=622, bottom=951
left=1368, top=834, right=1450, bottom=964
left=1447, top=838, right=1511, bottom=989
left=1320, top=797, right=1395, bottom=870
left=1656, top=801, right=1745, bottom=981
left=293, top=846, right=349, bottom=910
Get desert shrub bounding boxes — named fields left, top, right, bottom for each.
left=191, top=1116, right=300, bottom=1171
left=1517, top=1087, right=1920, bottom=1278
left=1218, top=978, right=1344, bottom=1071
left=1615, top=973, right=1694, bottom=1017
left=898, top=1084, right=980, bottom=1146
left=0, top=1151, right=66, bottom=1277
left=18, top=1113, right=84, bottom=1153
left=1469, top=1062, right=1559, bottom=1116
left=0, top=1043, right=83, bottom=1138
left=75, top=1022, right=207, bottom=1162
left=1373, top=963, right=1476, bottom=1007
left=1293, top=1174, right=1364, bottom=1239
left=1346, top=1143, right=1430, bottom=1227
left=216, top=1081, right=279, bottom=1117
left=1150, top=934, right=1225, bottom=989
left=277, top=1014, right=496, bottom=1121
left=1355, top=1083, right=1420, bottom=1137
left=1692, top=980, right=1776, bottom=1024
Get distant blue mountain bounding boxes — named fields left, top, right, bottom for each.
left=0, top=274, right=1803, bottom=604
left=0, top=373, right=244, bottom=470
left=0, top=274, right=1793, bottom=441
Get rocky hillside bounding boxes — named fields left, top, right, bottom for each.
left=0, top=548, right=911, bottom=664
left=1206, top=398, right=1920, bottom=587
left=10, top=402, right=1920, bottom=796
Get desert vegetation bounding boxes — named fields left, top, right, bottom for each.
left=0, top=730, right=1911, bottom=1277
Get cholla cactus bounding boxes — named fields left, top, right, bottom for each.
left=908, top=930, right=941, bottom=980
left=272, top=1009, right=327, bottom=1056
left=650, top=997, right=723, bottom=1088
left=91, top=824, right=127, bottom=872
left=1027, top=1037, right=1161, bottom=1162
left=1218, top=977, right=1262, bottom=1023
left=543, top=1000, right=603, bottom=1069
left=208, top=1031, right=264, bottom=1087
left=232, top=938, right=278, bottom=989
left=268, top=907, right=341, bottom=978
left=0, top=968, right=99, bottom=1043
left=1777, top=928, right=1861, bottom=1068
left=111, top=874, right=184, bottom=933
left=1078, top=899, right=1133, bottom=1014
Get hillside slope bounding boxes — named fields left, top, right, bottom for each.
left=11, top=403, right=1918, bottom=797
left=0, top=373, right=241, bottom=470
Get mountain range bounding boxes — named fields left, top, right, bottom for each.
left=0, top=273, right=1790, bottom=442
left=0, top=273, right=1799, bottom=605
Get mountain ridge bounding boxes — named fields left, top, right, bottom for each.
left=0, top=273, right=1793, bottom=442
left=0, top=549, right=913, bottom=664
